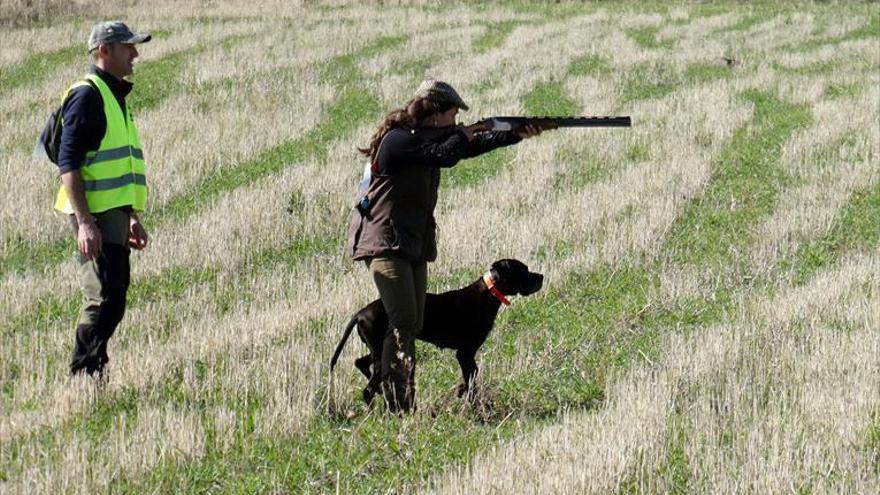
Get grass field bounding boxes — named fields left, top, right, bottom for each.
left=0, top=1, right=878, bottom=493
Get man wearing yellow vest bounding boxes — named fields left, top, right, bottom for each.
left=56, top=21, right=151, bottom=377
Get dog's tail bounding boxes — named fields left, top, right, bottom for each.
left=330, top=315, right=359, bottom=372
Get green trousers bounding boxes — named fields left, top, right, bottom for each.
left=69, top=208, right=131, bottom=376
left=367, top=256, right=427, bottom=413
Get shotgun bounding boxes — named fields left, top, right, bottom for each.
left=478, top=116, right=631, bottom=132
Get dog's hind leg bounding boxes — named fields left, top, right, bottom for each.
left=363, top=369, right=383, bottom=405
left=361, top=349, right=383, bottom=405
left=354, top=355, right=372, bottom=379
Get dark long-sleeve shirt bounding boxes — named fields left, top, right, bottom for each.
left=375, top=126, right=522, bottom=174
left=57, top=65, right=133, bottom=174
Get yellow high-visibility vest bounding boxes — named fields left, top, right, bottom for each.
left=55, top=73, right=147, bottom=214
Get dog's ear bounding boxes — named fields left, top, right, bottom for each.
left=492, top=259, right=526, bottom=275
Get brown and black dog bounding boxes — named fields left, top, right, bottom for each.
left=330, top=259, right=543, bottom=404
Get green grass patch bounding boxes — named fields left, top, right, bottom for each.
left=684, top=62, right=734, bottom=84
left=620, top=410, right=690, bottom=494
left=624, top=26, right=674, bottom=50
left=128, top=32, right=246, bottom=112
left=567, top=54, right=611, bottom=76
left=473, top=20, right=524, bottom=53
left=841, top=11, right=880, bottom=42
left=126, top=410, right=521, bottom=494
left=0, top=44, right=83, bottom=95
left=715, top=11, right=769, bottom=34
left=0, top=386, right=141, bottom=483
left=489, top=265, right=657, bottom=414
left=662, top=89, right=811, bottom=268
left=522, top=80, right=580, bottom=115
left=824, top=82, right=861, bottom=100
left=788, top=184, right=880, bottom=285
left=811, top=132, right=872, bottom=165
left=392, top=56, right=439, bottom=80
left=620, top=62, right=678, bottom=104
left=0, top=237, right=73, bottom=280
left=547, top=147, right=612, bottom=193
left=443, top=147, right=514, bottom=188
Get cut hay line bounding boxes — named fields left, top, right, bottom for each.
left=1, top=3, right=878, bottom=493
left=751, top=84, right=880, bottom=273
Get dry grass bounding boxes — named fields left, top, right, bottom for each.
left=0, top=2, right=877, bottom=493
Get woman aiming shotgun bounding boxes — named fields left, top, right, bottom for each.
left=346, top=79, right=541, bottom=413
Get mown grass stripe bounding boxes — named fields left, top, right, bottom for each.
left=472, top=20, right=526, bottom=54
left=0, top=44, right=83, bottom=95
left=567, top=54, right=611, bottom=76
left=624, top=26, right=674, bottom=50
left=157, top=36, right=406, bottom=222
left=714, top=11, right=769, bottom=34
left=127, top=32, right=248, bottom=113
left=662, top=89, right=812, bottom=268
left=786, top=184, right=880, bottom=285
left=793, top=11, right=880, bottom=52
left=0, top=361, right=264, bottom=485
left=620, top=59, right=735, bottom=106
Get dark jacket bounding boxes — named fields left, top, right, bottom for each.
left=348, top=126, right=521, bottom=262
left=58, top=65, right=133, bottom=174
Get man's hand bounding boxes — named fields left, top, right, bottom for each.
left=517, top=124, right=542, bottom=139
left=128, top=213, right=149, bottom=250
left=77, top=216, right=102, bottom=260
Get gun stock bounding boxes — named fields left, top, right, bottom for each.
left=480, top=116, right=631, bottom=132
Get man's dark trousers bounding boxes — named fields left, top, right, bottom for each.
left=69, top=208, right=131, bottom=376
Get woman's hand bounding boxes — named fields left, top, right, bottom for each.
left=517, top=124, right=543, bottom=139
left=460, top=121, right=490, bottom=141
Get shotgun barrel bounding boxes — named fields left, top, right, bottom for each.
left=480, top=116, right=631, bottom=131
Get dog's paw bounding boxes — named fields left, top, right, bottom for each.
left=363, top=387, right=375, bottom=405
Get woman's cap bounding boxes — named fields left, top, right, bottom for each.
left=414, top=79, right=469, bottom=111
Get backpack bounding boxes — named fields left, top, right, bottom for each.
left=37, top=78, right=98, bottom=164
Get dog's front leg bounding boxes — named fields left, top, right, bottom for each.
left=455, top=349, right=478, bottom=399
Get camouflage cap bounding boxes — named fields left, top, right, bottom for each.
left=88, top=21, right=151, bottom=52
left=414, top=79, right=469, bottom=111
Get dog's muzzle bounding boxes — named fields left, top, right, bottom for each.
left=520, top=273, right=544, bottom=296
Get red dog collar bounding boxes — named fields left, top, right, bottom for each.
left=483, top=271, right=510, bottom=306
